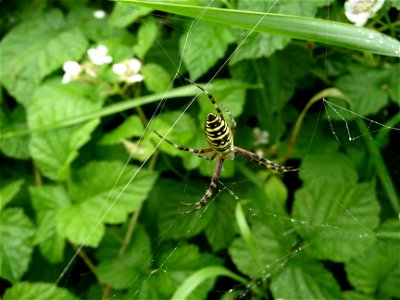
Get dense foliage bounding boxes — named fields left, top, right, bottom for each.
left=1, top=0, right=399, bottom=299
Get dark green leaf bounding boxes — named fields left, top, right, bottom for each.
left=335, top=67, right=393, bottom=117
left=271, top=255, right=343, bottom=299
left=346, top=222, right=400, bottom=298
left=96, top=225, right=151, bottom=289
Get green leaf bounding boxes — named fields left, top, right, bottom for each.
left=0, top=179, right=24, bottom=211
left=58, top=161, right=158, bottom=247
left=109, top=2, right=153, bottom=28
left=152, top=111, right=197, bottom=159
left=30, top=185, right=70, bottom=263
left=270, top=255, right=343, bottom=300
left=0, top=208, right=35, bottom=283
left=230, top=30, right=289, bottom=65
left=96, top=225, right=151, bottom=289
left=263, top=176, right=288, bottom=206
left=133, top=16, right=158, bottom=59
left=57, top=202, right=105, bottom=248
left=100, top=115, right=144, bottom=145
left=118, top=0, right=400, bottom=57
left=292, top=180, right=380, bottom=262
left=299, top=152, right=358, bottom=185
left=142, top=63, right=171, bottom=93
left=0, top=10, right=88, bottom=105
left=204, top=194, right=236, bottom=252
left=28, top=81, right=103, bottom=181
left=152, top=178, right=212, bottom=239
left=346, top=225, right=400, bottom=298
left=3, top=282, right=79, bottom=300
left=229, top=211, right=297, bottom=278
left=159, top=244, right=223, bottom=299
left=335, top=67, right=393, bottom=117
left=180, top=21, right=235, bottom=80
left=0, top=107, right=30, bottom=159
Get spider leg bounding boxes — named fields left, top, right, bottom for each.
left=185, top=78, right=223, bottom=118
left=221, top=104, right=237, bottom=138
left=181, top=156, right=225, bottom=213
left=154, top=130, right=215, bottom=160
left=234, top=147, right=298, bottom=172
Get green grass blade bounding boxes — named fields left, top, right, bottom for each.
left=171, top=265, right=247, bottom=299
left=0, top=85, right=198, bottom=140
left=117, top=0, right=400, bottom=57
left=356, top=119, right=399, bottom=214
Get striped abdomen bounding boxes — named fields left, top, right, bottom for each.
left=205, top=113, right=234, bottom=158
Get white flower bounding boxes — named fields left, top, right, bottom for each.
left=87, top=45, right=113, bottom=65
left=344, top=0, right=385, bottom=26
left=112, top=58, right=144, bottom=84
left=253, top=127, right=269, bottom=146
left=93, top=10, right=106, bottom=19
left=62, top=61, right=82, bottom=84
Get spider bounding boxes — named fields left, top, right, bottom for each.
left=154, top=80, right=298, bottom=213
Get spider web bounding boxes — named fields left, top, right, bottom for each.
left=55, top=1, right=400, bottom=299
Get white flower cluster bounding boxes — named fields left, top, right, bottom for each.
left=344, top=0, right=385, bottom=26
left=112, top=59, right=144, bottom=84
left=62, top=44, right=144, bottom=85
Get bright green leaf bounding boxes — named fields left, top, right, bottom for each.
left=0, top=208, right=35, bottom=283
left=0, top=107, right=30, bottom=159
left=133, top=16, right=158, bottom=59
left=180, top=21, right=235, bottom=80
left=0, top=179, right=24, bottom=211
left=58, top=161, right=157, bottom=247
left=28, top=81, right=103, bottom=181
left=3, top=282, right=79, bottom=300
left=57, top=202, right=105, bottom=247
left=293, top=180, right=380, bottom=262
left=30, top=185, right=70, bottom=263
left=0, top=10, right=88, bottom=105
left=109, top=2, right=153, bottom=28
left=70, top=160, right=158, bottom=224
left=142, top=63, right=171, bottom=93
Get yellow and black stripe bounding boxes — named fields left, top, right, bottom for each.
left=205, top=113, right=233, bottom=153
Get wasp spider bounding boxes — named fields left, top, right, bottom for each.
left=154, top=80, right=298, bottom=213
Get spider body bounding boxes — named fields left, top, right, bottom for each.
left=154, top=80, right=297, bottom=213
left=205, top=113, right=234, bottom=160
